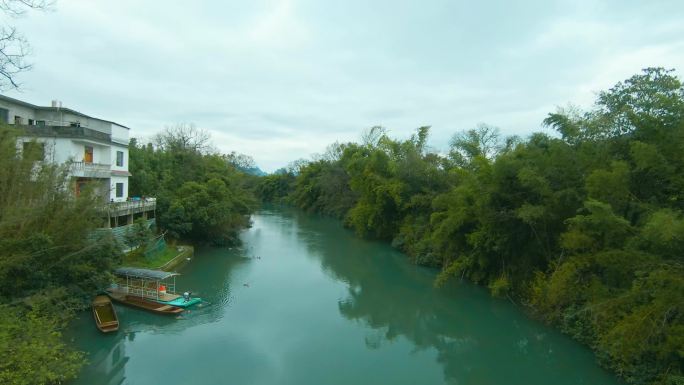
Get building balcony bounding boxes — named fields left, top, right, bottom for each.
left=19, top=124, right=111, bottom=143
left=106, top=197, right=157, bottom=218
left=71, top=161, right=112, bottom=178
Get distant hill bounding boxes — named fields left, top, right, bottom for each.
left=239, top=166, right=267, bottom=176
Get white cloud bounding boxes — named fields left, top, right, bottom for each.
left=3, top=0, right=684, bottom=171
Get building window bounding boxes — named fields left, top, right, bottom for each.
left=84, top=146, right=93, bottom=163
left=115, top=183, right=124, bottom=198
left=36, top=120, right=45, bottom=127
left=116, top=151, right=124, bottom=167
left=14, top=116, right=22, bottom=125
left=28, top=119, right=35, bottom=125
left=22, top=142, right=45, bottom=161
left=0, top=108, right=8, bottom=123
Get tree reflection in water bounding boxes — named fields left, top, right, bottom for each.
left=287, top=207, right=620, bottom=385
left=68, top=207, right=621, bottom=385
left=67, top=249, right=248, bottom=385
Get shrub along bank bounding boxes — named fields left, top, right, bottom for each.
left=129, top=124, right=257, bottom=246
left=0, top=123, right=257, bottom=384
left=255, top=68, right=684, bottom=385
left=0, top=126, right=121, bottom=384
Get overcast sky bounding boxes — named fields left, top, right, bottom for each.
left=4, top=0, right=684, bottom=171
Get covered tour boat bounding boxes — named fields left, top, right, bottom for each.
left=106, top=267, right=202, bottom=315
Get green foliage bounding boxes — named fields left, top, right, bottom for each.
left=123, top=244, right=179, bottom=269
left=637, top=209, right=684, bottom=259
left=163, top=178, right=251, bottom=244
left=561, top=200, right=633, bottom=252
left=124, top=218, right=153, bottom=250
left=255, top=173, right=296, bottom=203
left=259, top=67, right=684, bottom=385
left=0, top=127, right=120, bottom=300
left=0, top=125, right=123, bottom=383
left=129, top=125, right=256, bottom=245
left=488, top=274, right=511, bottom=298
left=585, top=161, right=631, bottom=214
left=0, top=304, right=84, bottom=385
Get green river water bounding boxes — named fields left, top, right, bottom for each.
left=68, top=207, right=622, bottom=385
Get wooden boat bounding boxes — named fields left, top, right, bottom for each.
left=107, top=291, right=184, bottom=315
left=111, top=267, right=202, bottom=309
left=92, top=295, right=119, bottom=333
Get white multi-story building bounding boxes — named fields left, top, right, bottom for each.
left=1, top=94, right=154, bottom=229
left=1, top=94, right=130, bottom=202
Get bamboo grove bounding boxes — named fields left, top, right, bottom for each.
left=0, top=127, right=120, bottom=384
left=256, top=68, right=684, bottom=385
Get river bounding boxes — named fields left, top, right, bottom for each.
left=68, top=207, right=622, bottom=385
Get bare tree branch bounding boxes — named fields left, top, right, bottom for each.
left=0, top=27, right=31, bottom=89
left=153, top=123, right=214, bottom=154
left=449, top=123, right=502, bottom=166
left=0, top=0, right=53, bottom=89
left=0, top=0, right=52, bottom=17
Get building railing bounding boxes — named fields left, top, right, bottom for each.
left=18, top=124, right=111, bottom=142
left=70, top=160, right=112, bottom=178
left=106, top=198, right=157, bottom=217
left=71, top=160, right=111, bottom=172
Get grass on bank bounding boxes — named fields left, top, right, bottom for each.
left=122, top=244, right=181, bottom=269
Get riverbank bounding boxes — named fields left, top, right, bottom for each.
left=122, top=244, right=194, bottom=271
left=253, top=70, right=684, bottom=384
left=67, top=207, right=623, bottom=385
left=158, top=245, right=194, bottom=271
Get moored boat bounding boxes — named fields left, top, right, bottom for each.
left=92, top=295, right=119, bottom=333
left=107, top=291, right=184, bottom=315
left=109, top=267, right=202, bottom=309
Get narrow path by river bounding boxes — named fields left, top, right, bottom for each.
left=68, top=207, right=622, bottom=385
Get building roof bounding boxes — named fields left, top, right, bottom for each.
left=114, top=267, right=179, bottom=280
left=0, top=94, right=130, bottom=129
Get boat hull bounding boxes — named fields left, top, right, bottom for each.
left=92, top=295, right=119, bottom=333
left=107, top=291, right=184, bottom=315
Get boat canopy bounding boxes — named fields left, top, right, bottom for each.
left=114, top=267, right=179, bottom=280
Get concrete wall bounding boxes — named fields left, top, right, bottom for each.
left=0, top=99, right=36, bottom=124
left=110, top=143, right=129, bottom=172
left=33, top=110, right=112, bottom=134
left=15, top=136, right=53, bottom=160
left=38, top=134, right=114, bottom=165
left=48, top=138, right=76, bottom=164
left=110, top=175, right=129, bottom=202
left=6, top=97, right=131, bottom=203
left=74, top=139, right=111, bottom=165
left=17, top=137, right=88, bottom=169
left=1, top=99, right=130, bottom=139
left=111, top=123, right=129, bottom=145
left=16, top=136, right=114, bottom=165
left=0, top=99, right=129, bottom=139
left=18, top=135, right=127, bottom=202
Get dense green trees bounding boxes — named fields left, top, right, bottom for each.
left=129, top=124, right=256, bottom=245
left=0, top=126, right=121, bottom=383
left=0, top=122, right=257, bottom=383
left=257, top=68, right=684, bottom=385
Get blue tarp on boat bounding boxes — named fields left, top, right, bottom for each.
left=155, top=297, right=202, bottom=308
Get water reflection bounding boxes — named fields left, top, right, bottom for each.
left=67, top=247, right=249, bottom=385
left=80, top=333, right=128, bottom=385
left=68, top=207, right=621, bottom=385
left=284, top=207, right=621, bottom=385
